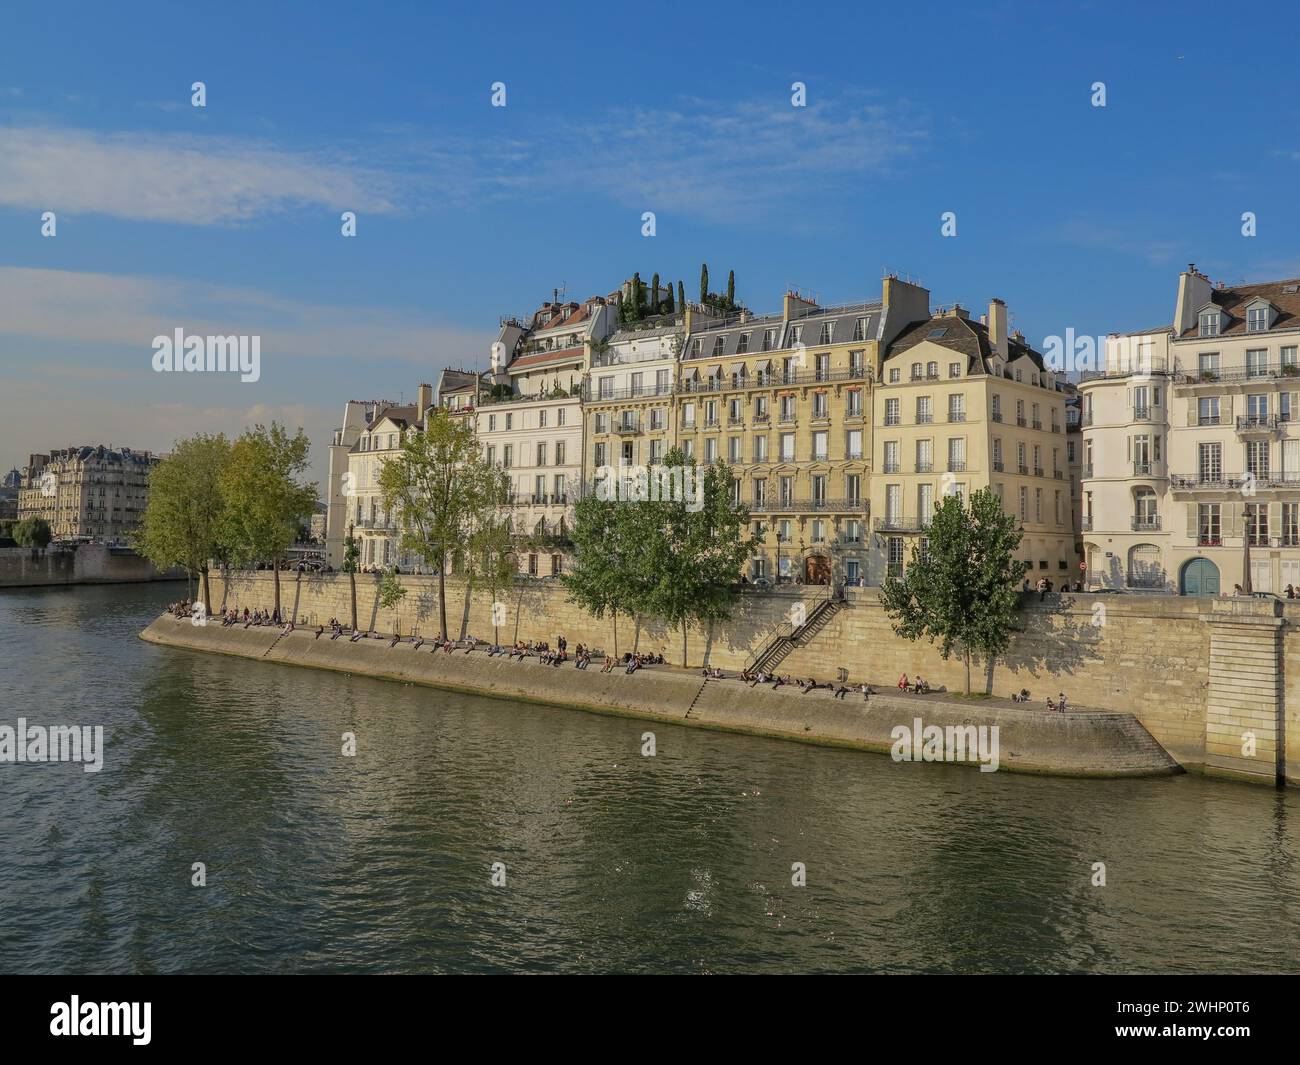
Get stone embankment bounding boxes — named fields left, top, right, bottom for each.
left=140, top=615, right=1181, bottom=779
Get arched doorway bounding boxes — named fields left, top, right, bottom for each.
left=804, top=554, right=831, bottom=585
left=1180, top=557, right=1220, bottom=597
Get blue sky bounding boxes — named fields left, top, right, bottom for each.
left=3, top=0, right=1299, bottom=484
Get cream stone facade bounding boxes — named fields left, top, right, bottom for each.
left=478, top=293, right=616, bottom=576
left=18, top=445, right=158, bottom=542
left=1081, top=267, right=1300, bottom=595
left=872, top=298, right=1076, bottom=584
left=676, top=293, right=880, bottom=586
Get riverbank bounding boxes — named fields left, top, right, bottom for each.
left=140, top=615, right=1181, bottom=778
left=0, top=545, right=185, bottom=588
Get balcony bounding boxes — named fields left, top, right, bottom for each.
left=615, top=420, right=641, bottom=435
left=1033, top=466, right=1044, bottom=477
left=1131, top=516, right=1162, bottom=531
left=1032, top=419, right=1043, bottom=430
left=1018, top=464, right=1029, bottom=475
left=586, top=384, right=674, bottom=403
left=882, top=462, right=901, bottom=474
left=752, top=413, right=771, bottom=426
left=1082, top=516, right=1093, bottom=531
left=1054, top=469, right=1065, bottom=479
left=1133, top=406, right=1153, bottom=421
left=916, top=413, right=934, bottom=424
left=750, top=497, right=870, bottom=515
left=1236, top=415, right=1281, bottom=435
left=948, top=461, right=967, bottom=473
left=1081, top=411, right=1093, bottom=426
left=1017, top=416, right=1027, bottom=427
left=991, top=411, right=1003, bottom=423
left=727, top=415, right=745, bottom=427
left=876, top=516, right=923, bottom=533
left=1173, top=366, right=1300, bottom=389
left=1051, top=423, right=1062, bottom=433
left=884, top=416, right=901, bottom=426
left=947, top=411, right=966, bottom=423
left=1132, top=461, right=1156, bottom=477
left=915, top=462, right=933, bottom=473
left=677, top=367, right=869, bottom=394
left=992, top=459, right=1004, bottom=472
left=702, top=417, right=720, bottom=430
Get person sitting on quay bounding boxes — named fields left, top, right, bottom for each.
left=1011, top=688, right=1030, bottom=703
left=281, top=620, right=295, bottom=636
left=860, top=683, right=874, bottom=701
left=349, top=628, right=365, bottom=643
left=898, top=673, right=910, bottom=693
left=834, top=684, right=850, bottom=700
left=912, top=676, right=929, bottom=695
left=772, top=674, right=788, bottom=690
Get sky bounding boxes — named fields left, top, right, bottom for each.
left=3, top=0, right=1300, bottom=487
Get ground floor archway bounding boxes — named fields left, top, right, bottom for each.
left=804, top=554, right=831, bottom=585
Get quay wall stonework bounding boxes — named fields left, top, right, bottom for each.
left=204, top=570, right=1297, bottom=786
left=140, top=616, right=1179, bottom=779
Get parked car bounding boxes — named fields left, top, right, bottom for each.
left=751, top=577, right=772, bottom=590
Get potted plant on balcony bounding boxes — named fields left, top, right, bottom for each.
left=1198, top=370, right=1219, bottom=383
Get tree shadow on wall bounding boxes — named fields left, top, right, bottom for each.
left=985, top=594, right=1106, bottom=695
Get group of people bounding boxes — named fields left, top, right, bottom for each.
left=896, top=673, right=932, bottom=694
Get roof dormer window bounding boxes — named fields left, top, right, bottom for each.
left=1199, top=311, right=1221, bottom=338
left=1248, top=306, right=1270, bottom=332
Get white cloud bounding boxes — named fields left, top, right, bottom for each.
left=0, top=266, right=493, bottom=364
left=0, top=126, right=400, bottom=224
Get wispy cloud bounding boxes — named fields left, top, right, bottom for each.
left=0, top=126, right=400, bottom=224
left=1050, top=218, right=1184, bottom=266
left=0, top=266, right=492, bottom=364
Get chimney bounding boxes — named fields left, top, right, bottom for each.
left=1174, top=265, right=1213, bottom=336
left=988, top=298, right=1008, bottom=358
left=417, top=382, right=433, bottom=414
left=952, top=302, right=969, bottom=320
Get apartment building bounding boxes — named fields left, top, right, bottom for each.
left=675, top=292, right=880, bottom=585
left=584, top=311, right=691, bottom=477
left=480, top=293, right=616, bottom=576
left=872, top=298, right=1076, bottom=583
left=1081, top=266, right=1300, bottom=594
left=17, top=445, right=158, bottom=542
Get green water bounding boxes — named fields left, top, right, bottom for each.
left=1, top=583, right=1297, bottom=974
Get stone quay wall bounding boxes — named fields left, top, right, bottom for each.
left=140, top=615, right=1180, bottom=779
left=204, top=570, right=1300, bottom=787
left=0, top=545, right=184, bottom=588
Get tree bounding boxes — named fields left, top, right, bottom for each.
left=378, top=568, right=407, bottom=612
left=342, top=522, right=360, bottom=631
left=677, top=279, right=685, bottom=312
left=699, top=263, right=709, bottom=303
left=637, top=450, right=756, bottom=666
left=378, top=408, right=504, bottom=640
left=878, top=488, right=1028, bottom=695
left=136, top=434, right=229, bottom=611
left=650, top=272, right=660, bottom=313
left=727, top=269, right=735, bottom=306
left=220, top=423, right=317, bottom=619
left=562, top=484, right=653, bottom=659
left=466, top=506, right=516, bottom=644
left=13, top=515, right=53, bottom=549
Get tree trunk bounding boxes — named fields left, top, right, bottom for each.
left=200, top=566, right=211, bottom=615
left=437, top=557, right=448, bottom=641
left=964, top=648, right=971, bottom=696
left=348, top=569, right=358, bottom=632
left=612, top=608, right=618, bottom=659
left=272, top=559, right=281, bottom=617
left=459, top=575, right=473, bottom=641
left=681, top=620, right=688, bottom=669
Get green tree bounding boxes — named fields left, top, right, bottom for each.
left=378, top=407, right=504, bottom=640
left=878, top=488, right=1027, bottom=695
left=342, top=522, right=360, bottom=631
left=136, top=434, right=230, bottom=611
left=650, top=272, right=661, bottom=313
left=562, top=483, right=653, bottom=658
left=637, top=450, right=755, bottom=666
left=467, top=507, right=516, bottom=644
left=13, top=515, right=53, bottom=549
left=378, top=567, right=407, bottom=611
left=220, top=423, right=317, bottom=620
left=726, top=269, right=735, bottom=306
left=699, top=262, right=709, bottom=303
left=677, top=279, right=685, bottom=312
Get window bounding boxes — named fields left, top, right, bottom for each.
left=849, top=349, right=865, bottom=375
left=558, top=408, right=566, bottom=426
left=1198, top=504, right=1221, bottom=546
left=711, top=336, right=725, bottom=356
left=598, top=377, right=613, bottom=399
left=846, top=390, right=862, bottom=417
left=1198, top=441, right=1222, bottom=482
left=812, top=476, right=827, bottom=506
left=780, top=433, right=796, bottom=461
left=1247, top=502, right=1269, bottom=546
left=887, top=537, right=904, bottom=577
left=916, top=396, right=932, bottom=424
left=536, top=442, right=547, bottom=467
left=1199, top=311, right=1220, bottom=338
left=593, top=443, right=606, bottom=467
left=1198, top=397, right=1220, bottom=425
left=538, top=409, right=547, bottom=428
left=948, top=394, right=965, bottom=421
left=847, top=429, right=863, bottom=460
left=486, top=445, right=496, bottom=465
left=1248, top=306, right=1270, bottom=332
left=1247, top=439, right=1270, bottom=478
left=948, top=437, right=966, bottom=472
left=1283, top=346, right=1298, bottom=370
left=889, top=367, right=901, bottom=383
left=853, top=317, right=867, bottom=341
left=1019, top=486, right=1028, bottom=522
left=737, top=332, right=750, bottom=353
left=949, top=362, right=961, bottom=378
left=1247, top=349, right=1268, bottom=378
left=813, top=431, right=830, bottom=460
left=488, top=414, right=496, bottom=432
left=845, top=474, right=861, bottom=504
left=918, top=483, right=934, bottom=525
left=503, top=445, right=513, bottom=468
left=504, top=414, right=513, bottom=430
left=1198, top=352, right=1220, bottom=376
left=753, top=436, right=768, bottom=462
left=728, top=436, right=742, bottom=462
left=704, top=438, right=717, bottom=463
left=927, top=361, right=939, bottom=379
left=762, top=329, right=776, bottom=351
left=818, top=322, right=834, bottom=344
left=883, top=441, right=900, bottom=473
left=884, top=398, right=900, bottom=425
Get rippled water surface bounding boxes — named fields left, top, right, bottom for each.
left=1, top=583, right=1298, bottom=974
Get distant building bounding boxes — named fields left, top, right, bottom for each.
left=17, top=446, right=159, bottom=541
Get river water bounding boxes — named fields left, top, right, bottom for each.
left=1, top=583, right=1297, bottom=974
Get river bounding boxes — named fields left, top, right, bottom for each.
left=1, top=583, right=1297, bottom=974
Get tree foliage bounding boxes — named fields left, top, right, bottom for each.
left=136, top=434, right=230, bottom=609
left=878, top=488, right=1027, bottom=694
left=13, top=515, right=53, bottom=549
